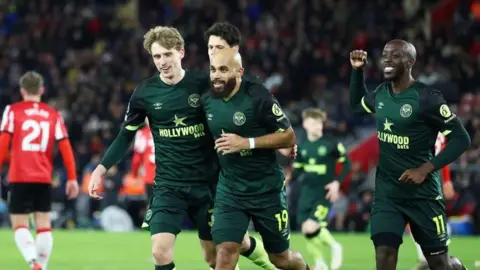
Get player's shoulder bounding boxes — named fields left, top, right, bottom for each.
left=133, top=74, right=161, bottom=94
left=373, top=81, right=390, bottom=93
left=244, top=80, right=270, bottom=100
left=9, top=101, right=59, bottom=115
left=414, top=82, right=445, bottom=105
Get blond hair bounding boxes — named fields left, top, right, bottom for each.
left=143, top=26, right=184, bottom=54
left=302, top=108, right=327, bottom=122
left=19, top=71, right=44, bottom=95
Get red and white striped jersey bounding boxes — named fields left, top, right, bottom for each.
left=0, top=101, right=68, bottom=183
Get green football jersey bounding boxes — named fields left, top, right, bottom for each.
left=124, top=71, right=218, bottom=185
left=293, top=136, right=349, bottom=196
left=202, top=80, right=291, bottom=196
left=360, top=81, right=458, bottom=199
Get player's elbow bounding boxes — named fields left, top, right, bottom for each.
left=282, top=128, right=296, bottom=148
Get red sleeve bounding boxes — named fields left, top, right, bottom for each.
left=131, top=152, right=142, bottom=178
left=0, top=133, right=12, bottom=168
left=58, top=139, right=77, bottom=181
left=0, top=105, right=14, bottom=133
left=54, top=113, right=68, bottom=140
left=442, top=164, right=451, bottom=183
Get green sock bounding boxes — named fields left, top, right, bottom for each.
left=155, top=262, right=175, bottom=270
left=306, top=238, right=324, bottom=262
left=241, top=236, right=277, bottom=270
left=318, top=227, right=336, bottom=246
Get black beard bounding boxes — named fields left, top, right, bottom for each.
left=210, top=77, right=237, bottom=99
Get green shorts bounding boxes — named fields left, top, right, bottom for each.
left=142, top=182, right=215, bottom=240
left=297, top=196, right=331, bottom=227
left=370, top=196, right=449, bottom=251
left=212, top=187, right=290, bottom=254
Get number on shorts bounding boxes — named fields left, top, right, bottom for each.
left=208, top=208, right=214, bottom=227
left=314, top=205, right=329, bottom=221
left=274, top=209, right=289, bottom=231
left=22, top=120, right=50, bottom=152
left=433, top=215, right=446, bottom=235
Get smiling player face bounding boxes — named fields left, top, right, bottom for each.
left=380, top=40, right=415, bottom=81
left=209, top=51, right=243, bottom=99
left=150, top=42, right=184, bottom=78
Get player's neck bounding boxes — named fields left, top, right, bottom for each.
left=160, top=69, right=185, bottom=85
left=223, top=78, right=242, bottom=101
left=22, top=95, right=41, bottom=102
left=307, top=133, right=322, bottom=142
left=391, top=74, right=415, bottom=94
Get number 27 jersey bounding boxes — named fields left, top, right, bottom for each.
left=0, top=101, right=68, bottom=184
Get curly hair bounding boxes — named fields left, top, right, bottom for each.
left=143, top=26, right=184, bottom=54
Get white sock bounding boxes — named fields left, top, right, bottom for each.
left=36, top=229, right=53, bottom=269
left=14, top=227, right=37, bottom=265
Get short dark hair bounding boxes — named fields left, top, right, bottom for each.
left=204, top=22, right=242, bottom=47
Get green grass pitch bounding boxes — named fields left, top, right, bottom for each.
left=0, top=230, right=478, bottom=270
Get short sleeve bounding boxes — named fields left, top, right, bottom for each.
left=251, top=84, right=291, bottom=133
left=54, top=113, right=68, bottom=140
left=0, top=105, right=14, bottom=133
left=421, top=89, right=458, bottom=135
left=123, top=87, right=147, bottom=132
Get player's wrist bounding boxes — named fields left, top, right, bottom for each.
left=419, top=162, right=434, bottom=175
left=248, top=137, right=255, bottom=149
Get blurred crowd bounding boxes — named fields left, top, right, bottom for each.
left=0, top=0, right=479, bottom=233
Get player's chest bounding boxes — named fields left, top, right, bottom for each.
left=144, top=87, right=203, bottom=124
left=204, top=98, right=258, bottom=137
left=299, top=142, right=333, bottom=163
left=374, top=94, right=422, bottom=132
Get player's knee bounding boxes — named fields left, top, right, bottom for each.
left=375, top=246, right=399, bottom=265
left=425, top=253, right=449, bottom=270
left=301, top=219, right=320, bottom=236
left=200, top=240, right=216, bottom=268
left=216, top=242, right=240, bottom=258
left=34, top=212, right=51, bottom=229
left=10, top=214, right=29, bottom=229
left=151, top=233, right=175, bottom=264
left=239, top=234, right=251, bottom=254
left=448, top=256, right=466, bottom=270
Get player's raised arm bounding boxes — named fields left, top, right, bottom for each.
left=422, top=89, right=471, bottom=173
left=349, top=50, right=377, bottom=114
left=88, top=88, right=146, bottom=199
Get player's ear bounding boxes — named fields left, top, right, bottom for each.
left=179, top=48, right=185, bottom=59
left=19, top=88, right=26, bottom=97
left=39, top=87, right=45, bottom=96
left=237, top=67, right=244, bottom=78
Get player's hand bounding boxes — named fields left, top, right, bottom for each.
left=398, top=163, right=433, bottom=184
left=325, top=180, right=341, bottom=202
left=65, top=181, right=79, bottom=199
left=443, top=181, right=455, bottom=200
left=214, top=133, right=248, bottom=155
left=88, top=165, right=106, bottom=200
left=350, top=50, right=367, bottom=69
left=278, top=144, right=297, bottom=159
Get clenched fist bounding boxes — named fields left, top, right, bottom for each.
left=350, top=50, right=367, bottom=69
